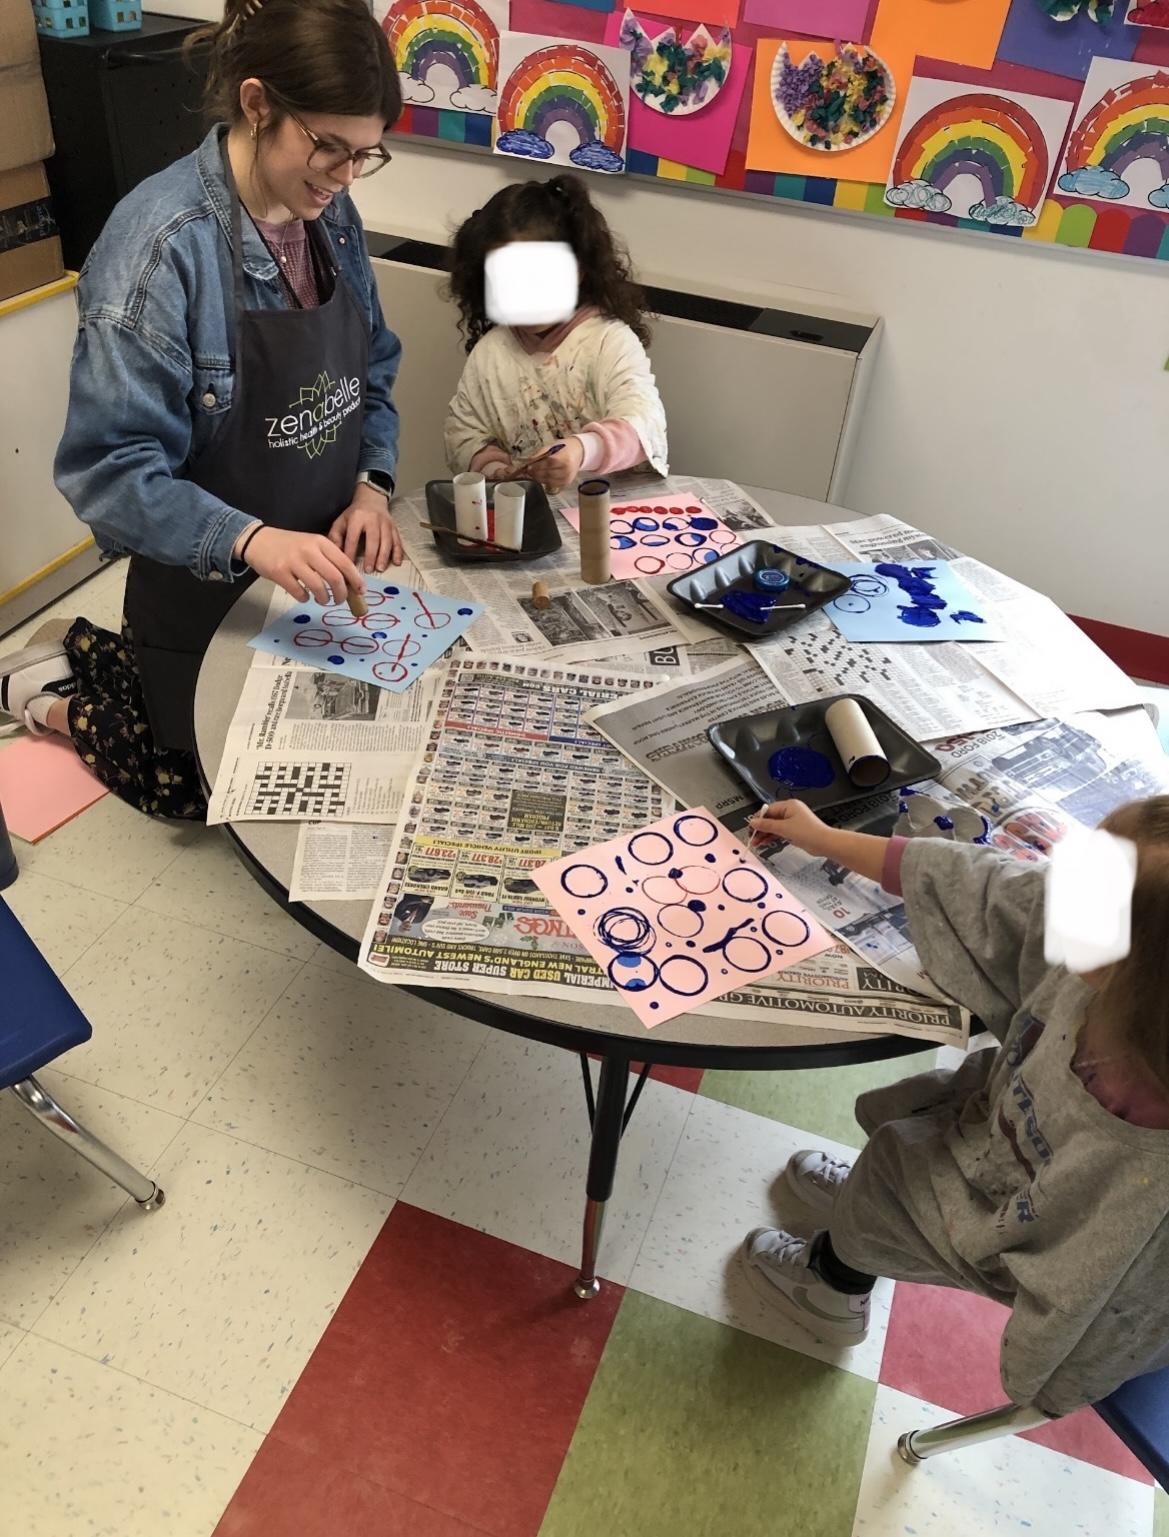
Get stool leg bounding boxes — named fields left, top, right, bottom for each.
left=897, top=1403, right=1053, bottom=1465
left=574, top=1056, right=629, bottom=1300
left=10, top=1075, right=166, bottom=1212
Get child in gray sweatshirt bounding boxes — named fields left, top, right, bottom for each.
left=741, top=794, right=1169, bottom=1418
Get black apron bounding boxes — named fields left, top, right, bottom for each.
left=123, top=142, right=369, bottom=752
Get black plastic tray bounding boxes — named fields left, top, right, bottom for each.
left=707, top=693, right=940, bottom=814
left=424, top=479, right=562, bottom=564
left=666, top=539, right=849, bottom=636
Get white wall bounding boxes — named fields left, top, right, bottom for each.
left=355, top=141, right=1169, bottom=637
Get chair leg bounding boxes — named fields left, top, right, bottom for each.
left=9, top=1075, right=165, bottom=1212
left=897, top=1402, right=1054, bottom=1465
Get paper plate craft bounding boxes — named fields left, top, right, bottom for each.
left=770, top=41, right=895, bottom=152
left=379, top=0, right=505, bottom=115
left=559, top=494, right=740, bottom=579
left=249, top=586, right=482, bottom=693
left=618, top=9, right=732, bottom=117
left=1035, top=0, right=1114, bottom=19
left=533, top=807, right=832, bottom=1027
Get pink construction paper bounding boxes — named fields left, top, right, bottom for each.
left=534, top=807, right=833, bottom=1027
left=560, top=493, right=740, bottom=579
left=740, top=0, right=868, bottom=35
left=603, top=9, right=752, bottom=174
left=0, top=734, right=107, bottom=843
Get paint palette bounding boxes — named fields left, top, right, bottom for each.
left=248, top=585, right=482, bottom=693
left=425, top=480, right=562, bottom=564
left=533, top=807, right=832, bottom=1027
left=667, top=539, right=850, bottom=637
left=708, top=693, right=940, bottom=815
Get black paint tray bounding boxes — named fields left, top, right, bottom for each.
left=666, top=539, right=850, bottom=636
left=707, top=693, right=940, bottom=815
left=425, top=480, right=562, bottom=564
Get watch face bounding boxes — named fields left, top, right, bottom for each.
left=368, top=471, right=393, bottom=493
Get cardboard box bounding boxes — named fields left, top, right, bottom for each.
left=0, top=0, right=55, bottom=173
left=0, top=162, right=64, bottom=303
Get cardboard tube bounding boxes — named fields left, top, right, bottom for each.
left=493, top=481, right=526, bottom=550
left=453, top=471, right=488, bottom=546
left=578, top=478, right=612, bottom=585
left=825, top=698, right=889, bottom=788
left=531, top=580, right=551, bottom=609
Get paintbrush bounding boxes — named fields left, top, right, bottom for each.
left=509, top=443, right=564, bottom=479
left=418, top=521, right=516, bottom=552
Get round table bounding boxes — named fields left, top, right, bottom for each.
left=194, top=486, right=931, bottom=1297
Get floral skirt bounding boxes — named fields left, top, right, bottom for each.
left=65, top=617, right=206, bottom=821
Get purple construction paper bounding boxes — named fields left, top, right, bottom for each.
left=740, top=0, right=868, bottom=34
left=997, top=4, right=1138, bottom=80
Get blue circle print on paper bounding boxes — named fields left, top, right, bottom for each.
left=293, top=614, right=311, bottom=624
left=457, top=608, right=474, bottom=616
left=328, top=655, right=345, bottom=665
left=372, top=631, right=387, bottom=639
left=769, top=746, right=834, bottom=789
left=383, top=586, right=400, bottom=596
left=689, top=516, right=718, bottom=531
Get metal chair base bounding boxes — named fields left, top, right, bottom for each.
left=10, top=1074, right=165, bottom=1210
left=897, top=1402, right=1053, bottom=1465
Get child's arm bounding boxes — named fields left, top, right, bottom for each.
left=587, top=322, right=669, bottom=476
left=749, top=800, right=892, bottom=886
left=444, top=348, right=509, bottom=476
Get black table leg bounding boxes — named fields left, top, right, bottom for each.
left=574, top=1054, right=631, bottom=1300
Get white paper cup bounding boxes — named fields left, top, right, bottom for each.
left=825, top=698, right=890, bottom=788
left=493, top=481, right=526, bottom=551
left=453, top=471, right=488, bottom=545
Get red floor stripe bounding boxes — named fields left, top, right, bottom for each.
left=216, top=1204, right=623, bottom=1537
left=880, top=1281, right=1152, bottom=1484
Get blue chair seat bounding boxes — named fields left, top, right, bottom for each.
left=0, top=897, right=91, bottom=1089
left=1099, top=1365, right=1169, bottom=1492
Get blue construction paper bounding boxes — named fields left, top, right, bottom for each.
left=248, top=585, right=482, bottom=691
left=996, top=3, right=1137, bottom=79
left=824, top=562, right=1003, bottom=644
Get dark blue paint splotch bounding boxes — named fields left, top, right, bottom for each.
left=950, top=610, right=986, bottom=625
left=769, top=746, right=835, bottom=789
left=898, top=605, right=941, bottom=629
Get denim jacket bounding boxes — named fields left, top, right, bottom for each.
left=54, top=126, right=401, bottom=581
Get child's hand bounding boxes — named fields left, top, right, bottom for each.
left=529, top=437, right=584, bottom=492
left=749, top=799, right=832, bottom=855
left=480, top=457, right=513, bottom=482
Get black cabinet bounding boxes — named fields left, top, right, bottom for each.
left=38, top=12, right=210, bottom=269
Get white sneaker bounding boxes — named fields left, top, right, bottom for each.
left=0, top=642, right=76, bottom=736
left=741, top=1227, right=870, bottom=1346
left=785, top=1149, right=854, bottom=1216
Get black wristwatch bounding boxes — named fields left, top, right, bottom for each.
left=357, top=469, right=394, bottom=504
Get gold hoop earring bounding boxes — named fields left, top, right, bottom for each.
left=250, top=122, right=258, bottom=140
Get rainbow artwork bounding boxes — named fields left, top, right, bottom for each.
left=380, top=0, right=504, bottom=115
left=886, top=79, right=1072, bottom=227
left=494, top=32, right=631, bottom=174
left=1059, top=58, right=1169, bottom=211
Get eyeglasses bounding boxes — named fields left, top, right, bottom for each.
left=266, top=89, right=392, bottom=178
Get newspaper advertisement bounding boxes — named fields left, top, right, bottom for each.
left=358, top=658, right=967, bottom=1043
left=358, top=657, right=672, bottom=994
left=290, top=823, right=393, bottom=902
left=207, top=661, right=441, bottom=824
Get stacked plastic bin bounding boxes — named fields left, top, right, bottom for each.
left=32, top=0, right=89, bottom=37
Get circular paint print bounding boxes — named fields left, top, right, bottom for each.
left=412, top=608, right=451, bottom=631
left=608, top=953, right=659, bottom=992
left=633, top=515, right=660, bottom=531
left=614, top=535, right=637, bottom=550
left=634, top=555, right=665, bottom=575
left=292, top=627, right=333, bottom=647
left=851, top=575, right=888, bottom=597
left=641, top=874, right=684, bottom=906
left=722, top=935, right=772, bottom=972
left=659, top=955, right=709, bottom=996
left=674, top=814, right=718, bottom=847
left=640, top=534, right=669, bottom=547
left=596, top=907, right=655, bottom=953
left=834, top=593, right=872, bottom=614
left=560, top=863, right=609, bottom=900
left=611, top=519, right=634, bottom=536
left=362, top=611, right=399, bottom=631
left=327, top=654, right=345, bottom=665
left=674, top=866, right=720, bottom=895
left=382, top=637, right=421, bottom=659
left=674, top=531, right=707, bottom=547
left=372, top=661, right=408, bottom=683
left=340, top=635, right=378, bottom=655
left=322, top=608, right=353, bottom=628
left=657, top=903, right=704, bottom=939
left=629, top=831, right=674, bottom=866
left=293, top=614, right=311, bottom=624
left=721, top=867, right=770, bottom=903
left=762, top=910, right=812, bottom=948
left=665, top=551, right=698, bottom=571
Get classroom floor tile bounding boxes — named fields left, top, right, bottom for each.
left=402, top=1032, right=692, bottom=1284
left=0, top=1333, right=262, bottom=1537
left=630, top=1095, right=893, bottom=1380
left=541, top=1290, right=877, bottom=1537
left=853, top=1385, right=1154, bottom=1537
left=13, top=788, right=199, bottom=905
left=256, top=1204, right=622, bottom=1536
left=0, top=1066, right=181, bottom=1329
left=1, top=869, right=126, bottom=974
left=35, top=1122, right=391, bottom=1431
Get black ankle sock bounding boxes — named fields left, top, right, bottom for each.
left=809, top=1231, right=876, bottom=1296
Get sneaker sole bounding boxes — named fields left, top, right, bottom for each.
left=738, top=1235, right=869, bottom=1348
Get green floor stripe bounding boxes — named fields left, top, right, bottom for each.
left=700, top=1050, right=930, bottom=1147
left=540, top=1291, right=875, bottom=1537
left=1155, top=1487, right=1169, bottom=1537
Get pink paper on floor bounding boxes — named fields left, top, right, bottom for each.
left=0, top=734, right=108, bottom=842
left=534, top=807, right=833, bottom=1027
left=559, top=493, right=739, bottom=580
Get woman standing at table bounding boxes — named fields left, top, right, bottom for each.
left=0, top=0, right=404, bottom=818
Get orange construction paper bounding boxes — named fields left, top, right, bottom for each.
left=641, top=0, right=742, bottom=26
left=745, top=36, right=914, bottom=183
left=0, top=734, right=107, bottom=843
left=870, top=0, right=1011, bottom=72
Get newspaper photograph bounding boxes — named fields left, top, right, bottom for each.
left=290, top=822, right=393, bottom=902
left=207, top=661, right=441, bottom=824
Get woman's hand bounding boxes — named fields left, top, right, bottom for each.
left=328, top=483, right=403, bottom=572
left=528, top=437, right=584, bottom=493
left=749, top=799, right=832, bottom=855
left=243, top=526, right=364, bottom=607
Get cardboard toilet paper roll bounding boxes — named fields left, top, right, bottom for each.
left=578, top=478, right=612, bottom=585
left=825, top=698, right=889, bottom=788
left=453, top=472, right=488, bottom=545
left=493, top=481, right=526, bottom=550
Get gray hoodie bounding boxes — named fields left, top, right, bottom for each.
left=831, top=839, right=1169, bottom=1415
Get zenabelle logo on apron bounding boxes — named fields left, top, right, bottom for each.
left=265, top=370, right=363, bottom=459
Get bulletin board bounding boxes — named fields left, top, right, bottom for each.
left=374, top=0, right=1169, bottom=264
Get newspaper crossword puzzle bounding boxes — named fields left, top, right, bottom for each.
left=244, top=762, right=352, bottom=819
